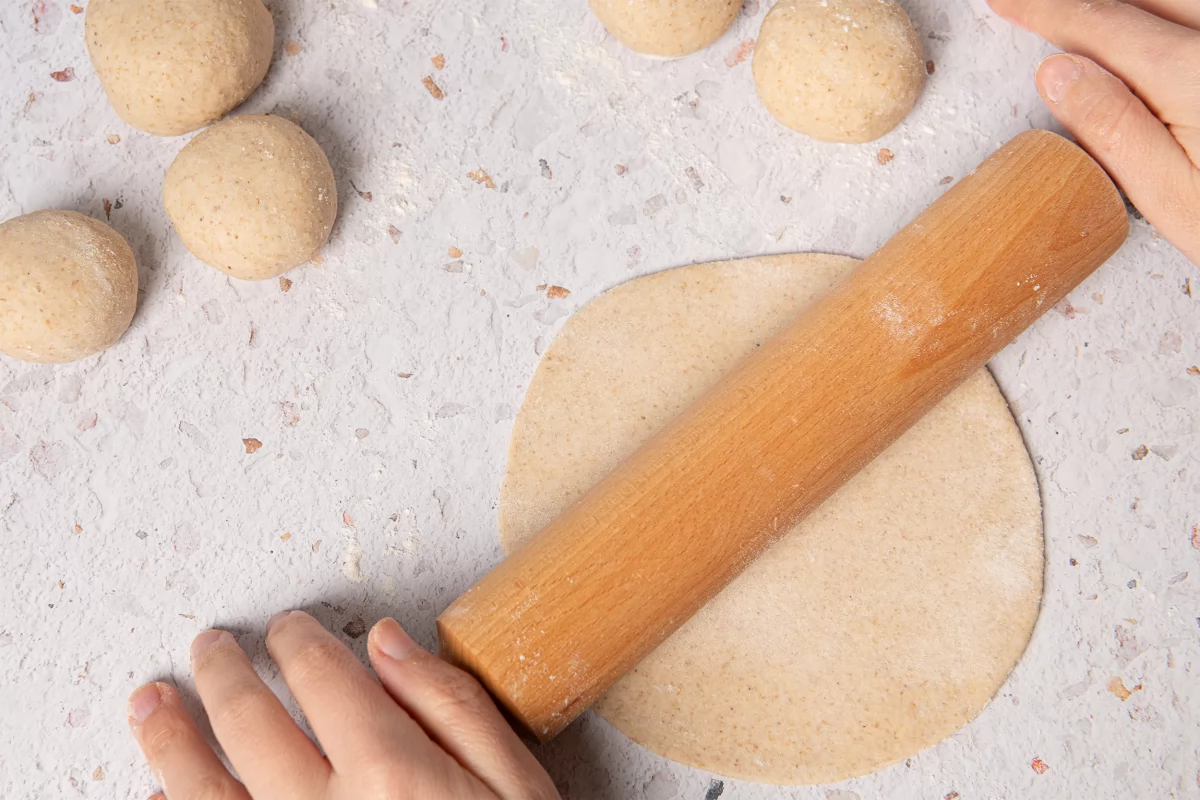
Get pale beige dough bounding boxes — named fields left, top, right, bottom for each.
left=500, top=254, right=1044, bottom=784
left=0, top=210, right=138, bottom=364
left=753, top=0, right=925, bottom=143
left=86, top=0, right=274, bottom=137
left=590, top=0, right=743, bottom=57
left=164, top=114, right=338, bottom=281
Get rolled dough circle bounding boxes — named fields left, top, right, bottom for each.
left=590, top=0, right=743, bottom=57
left=164, top=114, right=337, bottom=281
left=499, top=255, right=1044, bottom=784
left=752, top=0, right=925, bottom=143
left=86, top=0, right=275, bottom=137
left=0, top=210, right=138, bottom=364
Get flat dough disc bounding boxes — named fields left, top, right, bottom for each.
left=499, top=254, right=1044, bottom=784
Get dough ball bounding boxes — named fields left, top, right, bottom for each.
left=590, top=0, right=743, bottom=57
left=163, top=114, right=338, bottom=281
left=0, top=211, right=138, bottom=364
left=753, top=0, right=924, bottom=143
left=86, top=0, right=274, bottom=136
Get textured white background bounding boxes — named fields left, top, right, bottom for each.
left=1, top=0, right=1197, bottom=798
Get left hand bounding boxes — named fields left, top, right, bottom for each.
left=125, top=611, right=559, bottom=799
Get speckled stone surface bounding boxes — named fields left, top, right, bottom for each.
left=0, top=1, right=1196, bottom=799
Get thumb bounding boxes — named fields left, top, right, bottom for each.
left=1036, top=53, right=1199, bottom=262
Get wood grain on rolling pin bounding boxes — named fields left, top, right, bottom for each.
left=438, top=129, right=1129, bottom=741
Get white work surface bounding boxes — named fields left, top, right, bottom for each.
left=1, top=0, right=1198, bottom=798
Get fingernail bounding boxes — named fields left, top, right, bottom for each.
left=267, top=610, right=295, bottom=633
left=190, top=629, right=230, bottom=664
left=1039, top=55, right=1083, bottom=103
left=372, top=617, right=418, bottom=661
left=128, top=683, right=164, bottom=724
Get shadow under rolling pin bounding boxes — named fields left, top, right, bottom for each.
left=437, top=129, right=1129, bottom=741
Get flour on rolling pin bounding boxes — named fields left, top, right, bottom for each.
left=439, top=130, right=1127, bottom=747
left=497, top=253, right=1044, bottom=783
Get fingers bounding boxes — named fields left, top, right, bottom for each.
left=127, top=682, right=250, bottom=800
left=1037, top=53, right=1200, bottom=264
left=189, top=630, right=329, bottom=799
left=265, top=610, right=444, bottom=772
left=988, top=0, right=1200, bottom=117
left=1123, top=0, right=1200, bottom=30
left=369, top=618, right=560, bottom=800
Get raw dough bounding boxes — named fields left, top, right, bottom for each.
left=163, top=114, right=337, bottom=281
left=500, top=255, right=1043, bottom=784
left=590, top=0, right=743, bottom=57
left=86, top=0, right=275, bottom=136
left=753, top=0, right=924, bottom=143
left=0, top=210, right=138, bottom=364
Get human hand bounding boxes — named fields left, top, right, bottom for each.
left=126, top=611, right=559, bottom=800
left=988, top=0, right=1200, bottom=266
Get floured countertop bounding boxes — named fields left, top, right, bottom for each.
left=0, top=0, right=1197, bottom=798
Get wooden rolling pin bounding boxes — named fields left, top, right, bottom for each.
left=438, top=130, right=1128, bottom=740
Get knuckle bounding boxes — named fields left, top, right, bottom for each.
left=191, top=638, right=241, bottom=676
left=428, top=666, right=492, bottom=711
left=1071, top=0, right=1125, bottom=29
left=1138, top=36, right=1200, bottom=80
left=186, top=774, right=243, bottom=800
left=1025, top=0, right=1120, bottom=40
left=210, top=683, right=274, bottom=733
left=1080, top=90, right=1139, bottom=152
left=357, top=763, right=404, bottom=793
left=285, top=637, right=351, bottom=685
left=361, top=767, right=455, bottom=800
left=142, top=719, right=188, bottom=758
left=1077, top=0, right=1119, bottom=17
left=356, top=760, right=439, bottom=800
left=1028, top=0, right=1101, bottom=33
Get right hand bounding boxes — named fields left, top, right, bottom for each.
left=989, top=0, right=1200, bottom=266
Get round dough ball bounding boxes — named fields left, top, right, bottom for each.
left=590, top=0, right=743, bottom=57
left=86, top=0, right=274, bottom=136
left=163, top=114, right=338, bottom=280
left=500, top=254, right=1044, bottom=784
left=0, top=211, right=138, bottom=364
left=753, top=0, right=924, bottom=143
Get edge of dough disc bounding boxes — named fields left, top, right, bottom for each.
left=499, top=254, right=1044, bottom=785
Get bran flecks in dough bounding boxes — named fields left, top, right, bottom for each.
left=753, top=0, right=925, bottom=143
left=499, top=254, right=1043, bottom=784
left=86, top=0, right=275, bottom=136
left=0, top=210, right=138, bottom=364
left=163, top=114, right=337, bottom=281
left=590, top=0, right=743, bottom=57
